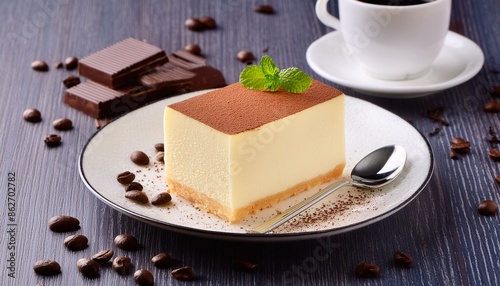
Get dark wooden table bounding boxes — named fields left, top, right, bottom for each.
left=1, top=0, right=499, bottom=285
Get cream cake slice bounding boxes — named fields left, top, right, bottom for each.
left=164, top=80, right=345, bottom=223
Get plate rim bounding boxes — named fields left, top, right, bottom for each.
left=78, top=93, right=435, bottom=242
left=306, top=30, right=484, bottom=98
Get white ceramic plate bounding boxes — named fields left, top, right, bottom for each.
left=80, top=90, right=433, bottom=241
left=306, top=31, right=484, bottom=98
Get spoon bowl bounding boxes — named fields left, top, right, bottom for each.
left=247, top=145, right=407, bottom=234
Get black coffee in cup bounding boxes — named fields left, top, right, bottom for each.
left=358, top=0, right=434, bottom=5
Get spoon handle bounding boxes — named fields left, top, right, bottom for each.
left=246, top=180, right=351, bottom=234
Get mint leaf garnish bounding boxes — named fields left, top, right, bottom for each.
left=279, top=68, right=313, bottom=94
left=239, top=55, right=312, bottom=93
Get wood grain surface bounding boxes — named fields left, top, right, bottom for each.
left=1, top=0, right=499, bottom=285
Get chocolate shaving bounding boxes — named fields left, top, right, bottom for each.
left=429, top=127, right=441, bottom=137
left=426, top=106, right=449, bottom=126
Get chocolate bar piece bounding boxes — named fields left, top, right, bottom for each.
left=78, top=38, right=168, bottom=88
left=64, top=81, right=166, bottom=119
left=139, top=51, right=226, bottom=91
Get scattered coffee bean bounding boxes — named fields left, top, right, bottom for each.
left=126, top=182, right=143, bottom=192
left=172, top=266, right=195, bottom=281
left=77, top=258, right=100, bottom=279
left=48, top=215, right=80, bottom=232
left=185, top=18, right=204, bottom=31
left=112, top=255, right=132, bottom=275
left=237, top=50, right=255, bottom=63
left=355, top=262, right=380, bottom=278
left=31, top=60, right=49, bottom=71
left=134, top=269, right=154, bottom=286
left=450, top=137, right=470, bottom=153
left=117, top=171, right=136, bottom=184
left=154, top=143, right=164, bottom=152
left=33, top=259, right=61, bottom=276
left=63, top=74, right=81, bottom=88
left=54, top=61, right=63, bottom=69
left=478, top=200, right=498, bottom=216
left=125, top=190, right=149, bottom=204
left=199, top=16, right=216, bottom=29
left=64, top=234, right=89, bottom=251
left=23, top=108, right=42, bottom=123
left=254, top=4, right=275, bottom=14
left=491, top=86, right=500, bottom=97
left=488, top=149, right=500, bottom=161
left=130, top=151, right=150, bottom=165
left=184, top=43, right=202, bottom=56
left=44, top=134, right=62, bottom=147
left=155, top=151, right=164, bottom=163
left=92, top=250, right=114, bottom=264
left=52, top=118, right=73, bottom=131
left=114, top=234, right=140, bottom=250
left=151, top=252, right=174, bottom=269
left=394, top=251, right=413, bottom=267
left=495, top=175, right=500, bottom=185
left=151, top=192, right=172, bottom=206
left=64, top=56, right=78, bottom=70
left=235, top=259, right=257, bottom=270
left=483, top=100, right=500, bottom=113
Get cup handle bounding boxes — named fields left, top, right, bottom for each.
left=315, top=0, right=341, bottom=30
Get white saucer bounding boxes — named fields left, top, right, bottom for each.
left=306, top=31, right=484, bottom=98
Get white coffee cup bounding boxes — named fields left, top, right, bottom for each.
left=316, top=0, right=451, bottom=80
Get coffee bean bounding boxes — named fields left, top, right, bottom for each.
left=92, top=250, right=114, bottom=264
left=48, top=215, right=80, bottom=232
left=495, top=175, right=500, bottom=185
left=134, top=269, right=154, bottom=286
left=77, top=258, right=100, bottom=279
left=64, top=56, right=78, bottom=70
left=355, top=262, right=380, bottom=278
left=130, top=151, right=149, bottom=165
left=483, top=100, right=500, bottom=113
left=31, top=60, right=49, bottom=71
left=184, top=44, right=202, bottom=56
left=235, top=259, right=257, bottom=270
left=54, top=61, right=63, bottom=69
left=450, top=137, right=470, bottom=152
left=393, top=251, right=413, bottom=267
left=33, top=259, right=61, bottom=276
left=478, top=200, right=498, bottom=216
left=155, top=151, right=164, bottom=163
left=237, top=50, right=254, bottom=63
left=63, top=74, right=81, bottom=88
left=151, top=192, right=172, bottom=206
left=154, top=143, right=164, bottom=152
left=117, top=171, right=136, bottom=184
left=172, top=266, right=195, bottom=281
left=114, top=234, right=140, bottom=250
left=64, top=234, right=89, bottom=251
left=125, top=190, right=149, bottom=204
left=254, top=4, right=275, bottom=14
left=52, top=118, right=73, bottom=131
left=491, top=86, right=500, bottom=97
left=185, top=18, right=204, bottom=31
left=199, top=16, right=216, bottom=29
left=126, top=182, right=143, bottom=192
left=44, top=134, right=62, bottom=147
left=112, top=255, right=132, bottom=275
left=23, top=108, right=42, bottom=123
left=488, top=149, right=500, bottom=161
left=151, top=252, right=174, bottom=268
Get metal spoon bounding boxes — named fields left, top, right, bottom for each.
left=246, top=145, right=406, bottom=234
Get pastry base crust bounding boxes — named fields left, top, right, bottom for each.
left=167, top=163, right=345, bottom=223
